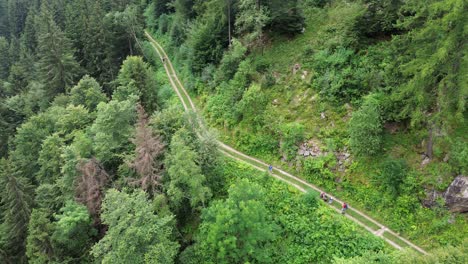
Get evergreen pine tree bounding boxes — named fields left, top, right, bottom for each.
left=0, top=159, right=34, bottom=263
left=36, top=3, right=80, bottom=96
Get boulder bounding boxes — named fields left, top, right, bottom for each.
left=443, top=176, right=468, bottom=213
left=421, top=156, right=431, bottom=167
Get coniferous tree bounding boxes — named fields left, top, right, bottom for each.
left=0, top=159, right=34, bottom=263
left=395, top=0, right=467, bottom=129
left=20, top=8, right=38, bottom=55
left=115, top=56, right=158, bottom=112
left=90, top=99, right=137, bottom=165
left=75, top=158, right=109, bottom=228
left=266, top=0, right=304, bottom=35
left=36, top=134, right=64, bottom=184
left=128, top=105, right=165, bottom=195
left=7, top=0, right=29, bottom=37
left=165, top=128, right=211, bottom=212
left=26, top=209, right=55, bottom=263
left=36, top=3, right=80, bottom=96
left=0, top=0, right=9, bottom=37
left=69, top=75, right=108, bottom=111
left=0, top=37, right=10, bottom=80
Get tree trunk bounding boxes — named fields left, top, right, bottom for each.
left=426, top=125, right=433, bottom=159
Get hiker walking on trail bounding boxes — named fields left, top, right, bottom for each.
left=162, top=57, right=166, bottom=63
left=341, top=202, right=348, bottom=214
left=328, top=197, right=333, bottom=204
left=268, top=165, right=273, bottom=173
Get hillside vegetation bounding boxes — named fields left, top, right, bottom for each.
left=0, top=0, right=466, bottom=263
left=146, top=0, right=467, bottom=254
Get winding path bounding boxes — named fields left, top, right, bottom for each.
left=144, top=31, right=428, bottom=255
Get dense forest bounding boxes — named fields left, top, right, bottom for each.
left=0, top=0, right=467, bottom=263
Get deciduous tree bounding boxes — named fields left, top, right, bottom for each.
left=91, top=189, right=179, bottom=263
left=196, top=179, right=277, bottom=263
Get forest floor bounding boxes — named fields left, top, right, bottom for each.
left=144, top=31, right=428, bottom=255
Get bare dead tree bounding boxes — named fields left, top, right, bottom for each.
left=128, top=104, right=165, bottom=195
left=76, top=158, right=109, bottom=227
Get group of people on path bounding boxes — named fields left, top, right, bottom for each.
left=267, top=165, right=349, bottom=215
left=320, top=192, right=348, bottom=214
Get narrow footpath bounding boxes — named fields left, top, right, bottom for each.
left=144, top=31, right=428, bottom=255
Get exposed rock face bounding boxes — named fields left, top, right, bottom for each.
left=298, top=140, right=323, bottom=157
left=422, top=188, right=443, bottom=208
left=444, top=176, right=468, bottom=213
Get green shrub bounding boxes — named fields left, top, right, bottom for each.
left=279, top=122, right=305, bottom=161
left=349, top=94, right=383, bottom=156
left=375, top=158, right=408, bottom=197
left=449, top=137, right=468, bottom=175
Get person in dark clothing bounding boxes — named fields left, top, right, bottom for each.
left=341, top=203, right=348, bottom=214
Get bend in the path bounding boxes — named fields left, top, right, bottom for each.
left=144, top=31, right=428, bottom=255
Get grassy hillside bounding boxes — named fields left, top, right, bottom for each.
left=149, top=0, right=467, bottom=250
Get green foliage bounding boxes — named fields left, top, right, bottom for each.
left=91, top=189, right=179, bottom=264
left=10, top=107, right=59, bottom=181
left=90, top=99, right=137, bottom=164
left=150, top=103, right=185, bottom=143
left=51, top=201, right=96, bottom=261
left=36, top=134, right=64, bottom=184
left=303, top=153, right=337, bottom=186
left=235, top=0, right=270, bottom=48
left=356, top=0, right=403, bottom=40
left=375, top=158, right=409, bottom=197
left=70, top=75, right=108, bottom=111
left=334, top=239, right=468, bottom=263
left=26, top=209, right=54, bottom=264
left=55, top=105, right=93, bottom=136
left=449, top=137, right=468, bottom=175
left=0, top=159, right=33, bottom=262
left=279, top=122, right=305, bottom=161
left=36, top=4, right=80, bottom=95
left=317, top=1, right=366, bottom=49
left=206, top=59, right=253, bottom=127
left=394, top=0, right=467, bottom=128
left=186, top=0, right=228, bottom=73
left=144, top=0, right=173, bottom=31
left=220, top=161, right=385, bottom=263
left=165, top=128, right=211, bottom=211
left=115, top=56, right=159, bottom=113
left=266, top=0, right=305, bottom=35
left=0, top=37, right=10, bottom=80
left=195, top=178, right=278, bottom=263
left=309, top=48, right=371, bottom=102
left=349, top=94, right=383, bottom=156
left=212, top=39, right=247, bottom=87
left=35, top=183, right=63, bottom=212
left=236, top=83, right=268, bottom=127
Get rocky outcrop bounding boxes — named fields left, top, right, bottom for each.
left=298, top=140, right=323, bottom=157
left=422, top=188, right=443, bottom=208
left=335, top=150, right=351, bottom=172
left=443, top=176, right=468, bottom=213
